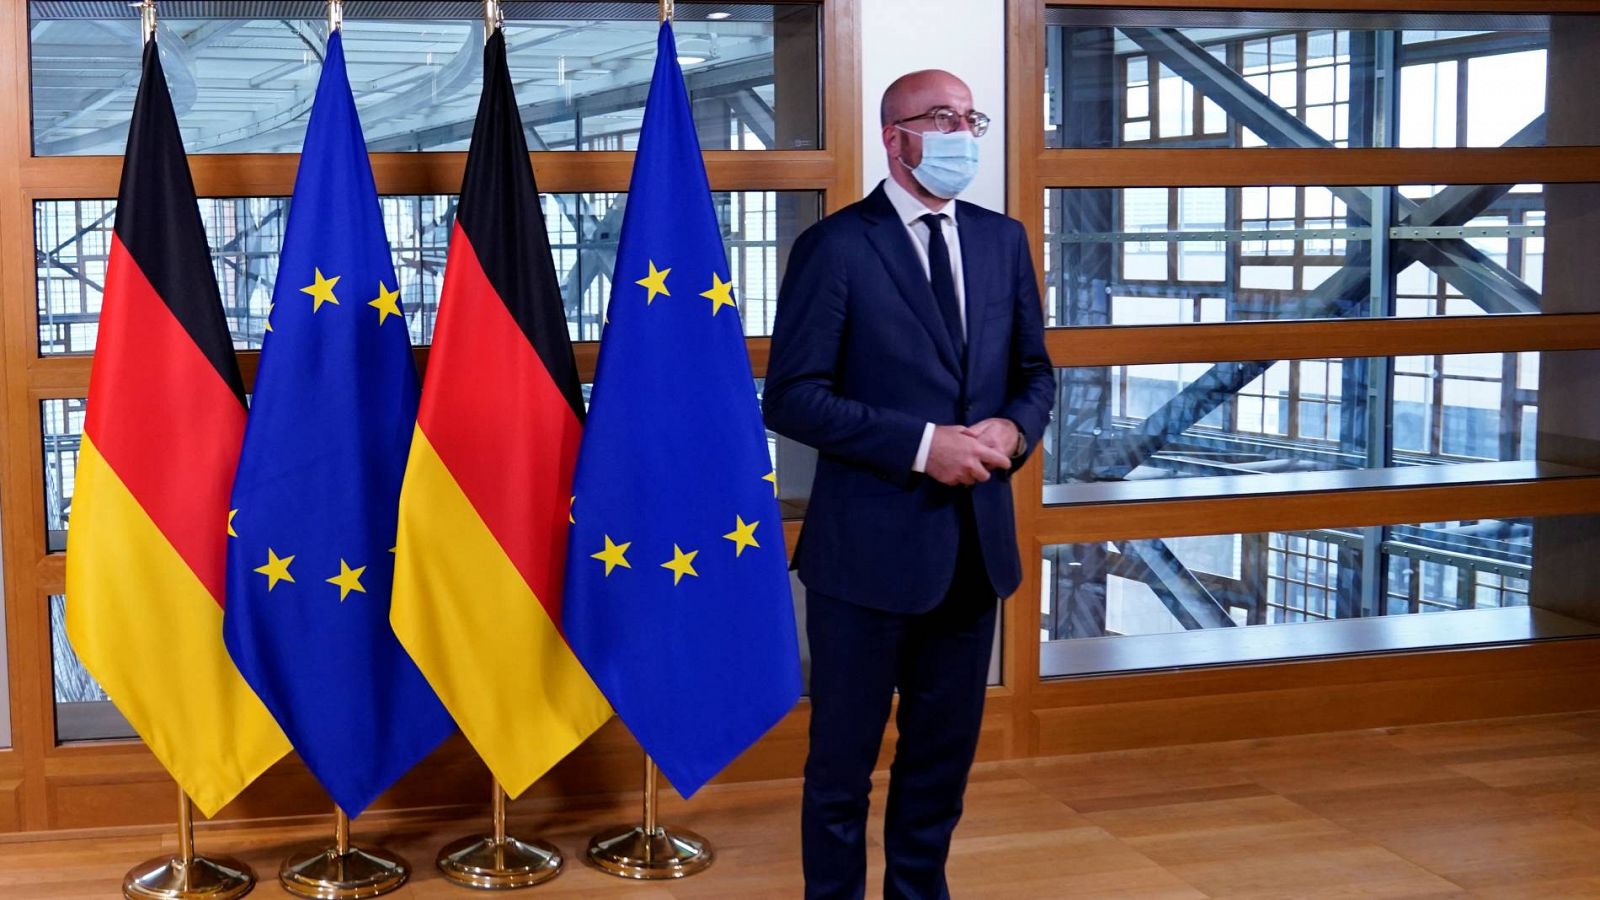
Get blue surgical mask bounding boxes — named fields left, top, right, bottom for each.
left=897, top=127, right=980, bottom=199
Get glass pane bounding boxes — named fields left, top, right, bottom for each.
left=36, top=190, right=822, bottom=354
left=1039, top=512, right=1600, bottom=677
left=1042, top=353, right=1542, bottom=489
left=30, top=2, right=821, bottom=155
left=49, top=594, right=137, bottom=742
left=1044, top=184, right=1568, bottom=326
left=1044, top=10, right=1597, bottom=150
left=42, top=398, right=86, bottom=554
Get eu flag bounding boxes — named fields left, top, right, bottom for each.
left=223, top=31, right=453, bottom=817
left=563, top=22, right=801, bottom=797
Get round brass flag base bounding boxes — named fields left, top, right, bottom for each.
left=437, top=834, right=563, bottom=890
left=123, top=854, right=255, bottom=900
left=278, top=844, right=409, bottom=899
left=585, top=824, right=713, bottom=880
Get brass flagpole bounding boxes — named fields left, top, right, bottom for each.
left=584, top=0, right=712, bottom=881
left=123, top=783, right=255, bottom=900
left=279, top=805, right=410, bottom=899
left=122, top=6, right=253, bottom=899
left=138, top=0, right=157, bottom=43
left=436, top=777, right=564, bottom=889
left=585, top=755, right=713, bottom=879
left=429, top=1, right=567, bottom=890
left=482, top=0, right=503, bottom=39
left=275, top=11, right=411, bottom=891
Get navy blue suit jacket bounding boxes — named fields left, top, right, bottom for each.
left=763, top=185, right=1056, bottom=614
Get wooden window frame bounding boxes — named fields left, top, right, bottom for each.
left=1010, top=0, right=1600, bottom=760
left=0, top=0, right=861, bottom=833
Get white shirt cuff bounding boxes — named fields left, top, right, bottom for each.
left=912, top=422, right=936, bottom=473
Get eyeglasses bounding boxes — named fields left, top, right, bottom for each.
left=894, top=107, right=991, bottom=138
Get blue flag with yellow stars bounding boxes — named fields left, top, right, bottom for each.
left=223, top=30, right=453, bottom=818
left=563, top=21, right=801, bottom=797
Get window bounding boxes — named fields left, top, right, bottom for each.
left=1044, top=10, right=1580, bottom=150
left=1029, top=5, right=1600, bottom=685
left=29, top=2, right=822, bottom=155
left=36, top=191, right=822, bottom=354
left=4, top=0, right=854, bottom=811
left=1037, top=511, right=1597, bottom=677
left=1042, top=352, right=1541, bottom=491
left=1044, top=183, right=1557, bottom=327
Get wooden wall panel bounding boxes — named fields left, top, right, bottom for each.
left=31, top=697, right=1022, bottom=831
left=1035, top=473, right=1600, bottom=543
left=1031, top=146, right=1600, bottom=187
left=1046, top=315, right=1600, bottom=367
left=1, top=0, right=53, bottom=833
left=0, top=778, right=21, bottom=833
left=1032, top=639, right=1600, bottom=755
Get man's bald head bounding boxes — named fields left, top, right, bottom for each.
left=880, top=69, right=973, bottom=127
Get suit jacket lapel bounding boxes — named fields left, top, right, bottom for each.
left=861, top=186, right=963, bottom=378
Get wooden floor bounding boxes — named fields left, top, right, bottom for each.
left=5, top=710, right=1600, bottom=898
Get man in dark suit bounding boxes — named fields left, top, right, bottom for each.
left=763, top=70, right=1056, bottom=899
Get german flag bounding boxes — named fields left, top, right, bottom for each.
left=391, top=28, right=611, bottom=798
left=63, top=40, right=288, bottom=817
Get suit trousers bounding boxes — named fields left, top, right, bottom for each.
left=801, top=499, right=998, bottom=900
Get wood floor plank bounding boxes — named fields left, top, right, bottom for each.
left=2, top=712, right=1599, bottom=897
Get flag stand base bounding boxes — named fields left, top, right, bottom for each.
left=278, top=846, right=408, bottom=899
left=586, top=823, right=713, bottom=880
left=438, top=835, right=563, bottom=890
left=585, top=756, right=713, bottom=880
left=436, top=779, right=563, bottom=890
left=124, top=855, right=254, bottom=900
left=279, top=807, right=408, bottom=899
left=124, top=784, right=254, bottom=899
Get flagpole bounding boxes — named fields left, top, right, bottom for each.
left=436, top=776, right=565, bottom=889
left=483, top=0, right=503, bottom=41
left=585, top=754, right=713, bottom=879
left=138, top=0, right=157, bottom=43
left=660, top=0, right=674, bottom=22
left=123, top=783, right=255, bottom=899
left=327, top=0, right=343, bottom=33
left=279, top=804, right=410, bottom=899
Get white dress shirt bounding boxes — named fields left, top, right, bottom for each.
left=880, top=177, right=966, bottom=474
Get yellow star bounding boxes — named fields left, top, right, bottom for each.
left=661, top=544, right=699, bottom=585
left=326, top=559, right=367, bottom=602
left=301, top=268, right=341, bottom=313
left=700, top=273, right=737, bottom=316
left=227, top=509, right=239, bottom=538
left=764, top=471, right=778, bottom=496
left=264, top=303, right=275, bottom=333
left=254, top=548, right=295, bottom=592
left=636, top=260, right=671, bottom=305
left=368, top=281, right=402, bottom=325
left=723, top=516, right=760, bottom=557
left=569, top=496, right=576, bottom=524
left=592, top=535, right=632, bottom=576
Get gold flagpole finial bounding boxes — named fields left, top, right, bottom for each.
left=327, top=0, right=344, bottom=34
left=137, top=0, right=156, bottom=43
left=484, top=0, right=503, bottom=43
left=660, top=0, right=674, bottom=23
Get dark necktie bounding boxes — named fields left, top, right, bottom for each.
left=919, top=213, right=965, bottom=356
